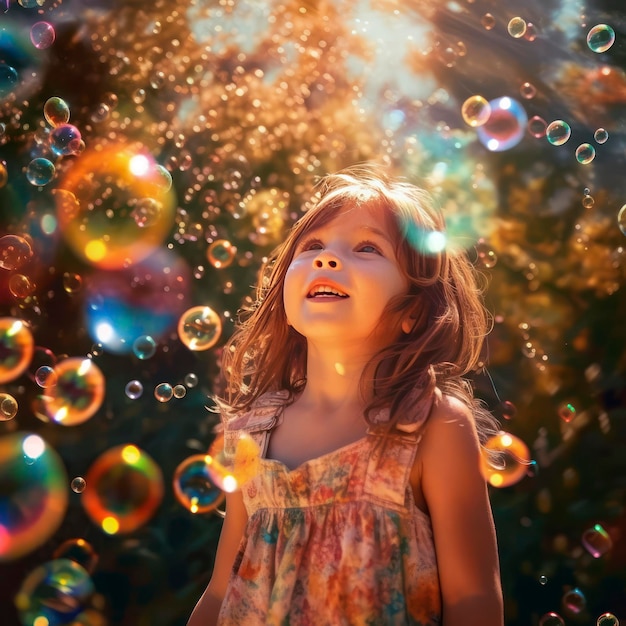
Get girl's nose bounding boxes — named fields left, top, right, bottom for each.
left=313, top=249, right=341, bottom=269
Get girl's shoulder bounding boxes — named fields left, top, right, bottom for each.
left=369, top=386, right=439, bottom=434
left=222, top=389, right=289, bottom=433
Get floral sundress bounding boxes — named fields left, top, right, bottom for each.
left=218, top=390, right=442, bottom=626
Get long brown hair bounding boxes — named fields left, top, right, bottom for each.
left=219, top=163, right=498, bottom=444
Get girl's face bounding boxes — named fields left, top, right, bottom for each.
left=283, top=202, right=408, bottom=351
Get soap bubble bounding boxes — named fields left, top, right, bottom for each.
left=476, top=97, right=527, bottom=151
left=619, top=205, right=626, bottom=236
left=14, top=559, right=94, bottom=625
left=0, top=392, right=18, bottom=420
left=481, top=13, right=496, bottom=30
left=207, top=239, right=237, bottom=268
left=26, top=157, right=56, bottom=186
left=0, top=234, right=33, bottom=270
left=594, top=128, right=609, bottom=144
left=132, top=335, right=157, bottom=360
left=0, top=432, right=69, bottom=561
left=44, top=97, right=70, bottom=126
left=562, top=587, right=586, bottom=615
left=9, top=273, right=36, bottom=299
left=71, top=476, right=87, bottom=493
left=558, top=402, right=576, bottom=423
left=177, top=305, right=222, bottom=351
left=173, top=454, right=226, bottom=514
left=461, top=95, right=491, bottom=128
left=480, top=431, right=531, bottom=487
left=56, top=143, right=175, bottom=269
left=528, top=115, right=547, bottom=138
left=587, top=24, right=616, bottom=53
left=50, top=124, right=82, bottom=156
left=35, top=364, right=57, bottom=387
left=546, top=120, right=571, bottom=146
left=125, top=379, right=143, bottom=399
left=154, top=382, right=173, bottom=402
left=202, top=432, right=261, bottom=493
left=53, top=538, right=99, bottom=574
left=597, top=614, right=619, bottom=626
left=173, top=384, right=187, bottom=398
left=539, top=613, right=565, bottom=626
left=507, top=17, right=527, bottom=38
left=81, top=444, right=164, bottom=534
left=0, top=317, right=34, bottom=383
left=497, top=400, right=517, bottom=420
left=575, top=143, right=596, bottom=164
left=582, top=523, right=613, bottom=558
left=0, top=62, right=18, bottom=97
left=30, top=21, right=56, bottom=50
left=40, top=357, right=106, bottom=425
left=184, top=373, right=198, bottom=388
left=519, top=81, right=536, bottom=99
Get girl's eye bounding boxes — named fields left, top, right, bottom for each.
left=357, top=241, right=382, bottom=254
left=299, top=238, right=323, bottom=251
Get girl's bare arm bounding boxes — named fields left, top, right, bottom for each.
left=419, top=395, right=504, bottom=626
left=187, top=489, right=248, bottom=626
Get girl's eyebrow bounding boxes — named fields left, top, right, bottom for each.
left=360, top=225, right=392, bottom=243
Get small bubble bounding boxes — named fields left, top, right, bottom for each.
left=587, top=24, right=616, bottom=53
left=519, top=81, right=536, bottom=99
left=71, top=476, right=86, bottom=493
left=558, top=402, right=576, bottom=423
left=576, top=143, right=596, bottom=164
left=539, top=574, right=548, bottom=585
left=0, top=392, right=18, bottom=420
left=528, top=116, right=547, bottom=138
left=594, top=128, right=609, bottom=144
left=539, top=612, right=565, bottom=626
left=546, top=120, right=571, bottom=146
left=132, top=335, right=157, bottom=360
left=207, top=239, right=237, bottom=268
left=173, top=384, right=187, bottom=399
left=0, top=63, right=18, bottom=97
left=125, top=380, right=143, bottom=400
left=184, top=373, right=198, bottom=388
left=582, top=523, right=613, bottom=558
left=30, top=21, right=56, bottom=50
left=26, top=158, right=56, bottom=186
left=461, top=95, right=491, bottom=127
left=0, top=235, right=33, bottom=271
left=582, top=194, right=594, bottom=209
left=35, top=365, right=57, bottom=388
left=508, top=17, right=527, bottom=38
left=63, top=272, right=83, bottom=294
left=619, top=205, right=626, bottom=236
left=497, top=400, right=517, bottom=420
left=562, top=588, right=586, bottom=615
left=44, top=97, right=71, bottom=126
left=154, top=382, right=173, bottom=402
left=597, top=613, right=619, bottom=626
left=481, top=13, right=496, bottom=30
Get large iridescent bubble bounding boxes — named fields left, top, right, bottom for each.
left=0, top=432, right=69, bottom=561
left=14, top=558, right=94, bottom=625
left=55, top=142, right=175, bottom=269
left=476, top=97, right=528, bottom=152
left=81, top=444, right=164, bottom=534
left=0, top=317, right=34, bottom=383
left=40, top=357, right=105, bottom=425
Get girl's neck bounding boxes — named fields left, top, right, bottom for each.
left=298, top=341, right=373, bottom=412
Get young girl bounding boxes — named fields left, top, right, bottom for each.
left=188, top=164, right=504, bottom=626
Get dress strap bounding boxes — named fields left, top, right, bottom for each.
left=222, top=390, right=288, bottom=460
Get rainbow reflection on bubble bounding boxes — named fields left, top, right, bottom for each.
left=0, top=317, right=34, bottom=383
left=41, top=357, right=105, bottom=425
left=480, top=431, right=531, bottom=487
left=476, top=97, right=528, bottom=152
left=52, top=538, right=99, bottom=574
left=56, top=142, right=175, bottom=269
left=173, top=454, right=226, bottom=514
left=14, top=558, right=94, bottom=626
left=81, top=444, right=164, bottom=534
left=177, top=305, right=223, bottom=351
left=0, top=432, right=69, bottom=561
